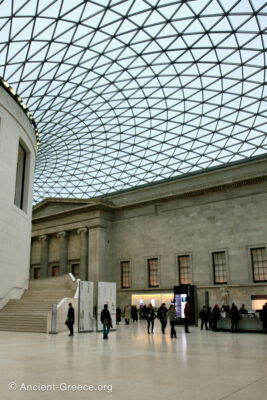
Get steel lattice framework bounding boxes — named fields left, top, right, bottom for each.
left=0, top=0, right=266, bottom=203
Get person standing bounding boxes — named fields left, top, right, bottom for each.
left=168, top=304, right=177, bottom=338
left=100, top=304, right=112, bottom=339
left=207, top=306, right=213, bottom=330
left=65, top=302, right=75, bottom=336
left=260, top=303, right=267, bottom=330
left=199, top=305, right=209, bottom=330
left=239, top=304, right=248, bottom=314
left=116, top=306, right=121, bottom=325
left=212, top=304, right=221, bottom=331
left=230, top=303, right=240, bottom=332
left=124, top=304, right=131, bottom=325
left=147, top=303, right=155, bottom=334
left=184, top=302, right=191, bottom=333
left=157, top=303, right=168, bottom=334
left=132, top=305, right=138, bottom=322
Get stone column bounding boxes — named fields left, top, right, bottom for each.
left=77, top=227, right=88, bottom=280
left=88, top=226, right=107, bottom=307
left=38, top=235, right=49, bottom=278
left=57, top=231, right=68, bottom=275
left=88, top=226, right=107, bottom=282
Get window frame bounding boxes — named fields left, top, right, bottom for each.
left=71, top=263, right=80, bottom=279
left=120, top=260, right=131, bottom=289
left=34, top=267, right=40, bottom=280
left=14, top=140, right=31, bottom=213
left=177, top=253, right=192, bottom=285
left=209, top=249, right=229, bottom=285
left=147, top=257, right=160, bottom=288
left=250, top=247, right=267, bottom=283
left=14, top=143, right=26, bottom=210
left=52, top=265, right=60, bottom=277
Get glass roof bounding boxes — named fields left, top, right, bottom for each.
left=0, top=0, right=266, bottom=203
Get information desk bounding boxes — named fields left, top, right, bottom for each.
left=217, top=316, right=265, bottom=332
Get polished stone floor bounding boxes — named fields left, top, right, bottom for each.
left=1, top=321, right=267, bottom=400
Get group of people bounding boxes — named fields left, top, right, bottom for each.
left=156, top=303, right=191, bottom=339
left=65, top=301, right=267, bottom=339
left=199, top=303, right=250, bottom=332
left=131, top=302, right=191, bottom=338
left=116, top=305, right=138, bottom=325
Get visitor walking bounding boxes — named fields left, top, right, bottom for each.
left=131, top=305, right=138, bottom=322
left=184, top=302, right=191, bottom=333
left=168, top=304, right=177, bottom=338
left=157, top=303, right=168, bottom=334
left=146, top=303, right=155, bottom=334
left=199, top=305, right=209, bottom=330
left=100, top=304, right=112, bottom=339
left=65, top=302, right=75, bottom=336
left=124, top=304, right=131, bottom=325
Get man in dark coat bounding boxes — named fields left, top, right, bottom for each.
left=157, top=303, right=168, bottom=334
left=212, top=304, right=221, bottom=331
left=131, top=305, right=138, bottom=322
left=184, top=302, right=191, bottom=333
left=100, top=304, right=112, bottom=339
left=230, top=303, right=240, bottom=332
left=239, top=304, right=248, bottom=314
left=66, top=303, right=75, bottom=336
left=147, top=303, right=155, bottom=334
left=260, top=303, right=267, bottom=330
left=199, top=305, right=209, bottom=330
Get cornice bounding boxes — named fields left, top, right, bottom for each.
left=114, top=173, right=267, bottom=211
left=32, top=202, right=114, bottom=224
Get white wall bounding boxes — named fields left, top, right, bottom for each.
left=0, top=86, right=36, bottom=309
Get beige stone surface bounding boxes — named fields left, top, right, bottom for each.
left=0, top=86, right=36, bottom=309
left=1, top=320, right=267, bottom=400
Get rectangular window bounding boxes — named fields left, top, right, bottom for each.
left=178, top=255, right=191, bottom=284
left=212, top=251, right=227, bottom=284
left=72, top=264, right=80, bottom=279
left=34, top=268, right=40, bottom=280
left=14, top=143, right=27, bottom=210
left=251, top=248, right=267, bottom=282
left=148, top=258, right=159, bottom=287
left=121, top=261, right=130, bottom=288
left=52, top=266, right=59, bottom=277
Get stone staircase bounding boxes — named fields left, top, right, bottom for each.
left=0, top=275, right=76, bottom=333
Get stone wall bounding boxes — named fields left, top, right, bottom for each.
left=0, top=86, right=36, bottom=309
left=31, top=157, right=267, bottom=311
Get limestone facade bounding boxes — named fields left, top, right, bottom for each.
left=31, top=156, right=267, bottom=310
left=0, top=86, right=36, bottom=309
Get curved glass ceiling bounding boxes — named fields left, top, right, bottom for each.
left=0, top=0, right=266, bottom=203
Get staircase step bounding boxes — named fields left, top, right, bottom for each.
left=0, top=274, right=76, bottom=333
left=0, top=327, right=47, bottom=333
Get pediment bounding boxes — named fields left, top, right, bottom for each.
left=32, top=198, right=91, bottom=218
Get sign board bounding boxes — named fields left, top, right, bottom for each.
left=78, top=281, right=94, bottom=332
left=49, top=303, right=58, bottom=334
left=97, top=282, right=116, bottom=331
left=174, top=285, right=198, bottom=326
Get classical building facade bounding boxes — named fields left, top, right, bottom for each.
left=31, top=156, right=267, bottom=310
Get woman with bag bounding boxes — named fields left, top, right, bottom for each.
left=168, top=304, right=177, bottom=338
left=147, top=303, right=155, bottom=334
